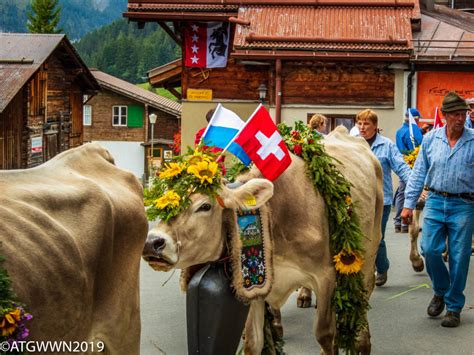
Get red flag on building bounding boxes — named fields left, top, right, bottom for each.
left=184, top=22, right=230, bottom=68
left=433, top=106, right=444, bottom=129
left=233, top=105, right=292, bottom=181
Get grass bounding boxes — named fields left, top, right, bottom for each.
left=137, top=83, right=181, bottom=101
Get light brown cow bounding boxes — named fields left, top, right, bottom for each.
left=1, top=143, right=148, bottom=354
left=143, top=127, right=383, bottom=354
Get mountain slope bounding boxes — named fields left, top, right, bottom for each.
left=74, top=19, right=180, bottom=83
left=0, top=0, right=127, bottom=39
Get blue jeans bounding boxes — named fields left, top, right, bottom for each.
left=393, top=181, right=407, bottom=228
left=421, top=193, right=474, bottom=312
left=376, top=205, right=392, bottom=274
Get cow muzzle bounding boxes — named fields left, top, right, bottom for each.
left=142, top=232, right=178, bottom=271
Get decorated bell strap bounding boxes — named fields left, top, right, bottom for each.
left=229, top=205, right=273, bottom=302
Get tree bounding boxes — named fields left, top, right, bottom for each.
left=27, top=0, right=62, bottom=34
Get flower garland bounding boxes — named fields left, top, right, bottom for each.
left=403, top=146, right=420, bottom=169
left=278, top=121, right=369, bottom=354
left=144, top=147, right=223, bottom=222
left=0, top=249, right=32, bottom=351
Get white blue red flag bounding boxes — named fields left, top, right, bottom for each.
left=232, top=105, right=291, bottom=181
left=184, top=22, right=230, bottom=68
left=201, top=104, right=251, bottom=165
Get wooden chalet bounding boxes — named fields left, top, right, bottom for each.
left=125, top=0, right=423, bottom=147
left=84, top=69, right=181, bottom=179
left=0, top=33, right=99, bottom=169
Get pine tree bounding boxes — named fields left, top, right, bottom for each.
left=27, top=0, right=62, bottom=34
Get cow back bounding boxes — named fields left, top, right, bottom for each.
left=0, top=143, right=148, bottom=354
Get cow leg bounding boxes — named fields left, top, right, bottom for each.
left=244, top=300, right=265, bottom=354
left=409, top=209, right=424, bottom=272
left=268, top=306, right=284, bottom=339
left=313, top=278, right=336, bottom=355
left=297, top=287, right=313, bottom=308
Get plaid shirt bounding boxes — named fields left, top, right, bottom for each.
left=404, top=127, right=474, bottom=209
left=371, top=134, right=411, bottom=206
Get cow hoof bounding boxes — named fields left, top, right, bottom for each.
left=272, top=322, right=284, bottom=339
left=412, top=259, right=424, bottom=272
left=297, top=297, right=312, bottom=308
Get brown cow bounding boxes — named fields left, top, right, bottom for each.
left=143, top=127, right=383, bottom=354
left=1, top=143, right=148, bottom=354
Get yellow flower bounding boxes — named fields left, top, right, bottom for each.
left=186, top=150, right=213, bottom=166
left=333, top=251, right=363, bottom=274
left=158, top=162, right=185, bottom=179
left=187, top=161, right=219, bottom=184
left=0, top=309, right=21, bottom=336
left=345, top=196, right=352, bottom=205
left=155, top=190, right=181, bottom=209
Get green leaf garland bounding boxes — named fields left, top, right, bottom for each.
left=278, top=121, right=369, bottom=354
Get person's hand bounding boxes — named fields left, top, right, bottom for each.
left=419, top=190, right=428, bottom=202
left=401, top=208, right=413, bottom=225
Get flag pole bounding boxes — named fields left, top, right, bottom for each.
left=216, top=103, right=262, bottom=160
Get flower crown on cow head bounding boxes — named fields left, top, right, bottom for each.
left=144, top=147, right=223, bottom=222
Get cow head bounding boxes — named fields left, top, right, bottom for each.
left=143, top=178, right=273, bottom=271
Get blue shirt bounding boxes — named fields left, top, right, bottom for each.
left=404, top=127, right=474, bottom=209
left=371, top=134, right=412, bottom=206
left=465, top=115, right=474, bottom=129
left=395, top=122, right=423, bottom=153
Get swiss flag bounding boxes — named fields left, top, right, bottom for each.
left=184, top=22, right=230, bottom=68
left=433, top=107, right=444, bottom=129
left=234, top=105, right=292, bottom=181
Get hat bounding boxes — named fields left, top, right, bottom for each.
left=466, top=97, right=474, bottom=106
left=441, top=91, right=469, bottom=113
left=406, top=108, right=421, bottom=118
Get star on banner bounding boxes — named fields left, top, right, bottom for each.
left=191, top=24, right=199, bottom=32
left=191, top=56, right=199, bottom=64
left=191, top=44, right=199, bottom=53
left=192, top=34, right=199, bottom=42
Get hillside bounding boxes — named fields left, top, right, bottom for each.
left=75, top=19, right=180, bottom=84
left=0, top=0, right=127, bottom=39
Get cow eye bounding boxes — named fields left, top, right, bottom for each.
left=197, top=203, right=212, bottom=212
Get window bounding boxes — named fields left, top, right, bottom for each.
left=307, top=113, right=356, bottom=133
left=113, top=106, right=127, bottom=126
left=83, top=105, right=92, bottom=126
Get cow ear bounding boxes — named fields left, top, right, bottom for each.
left=221, top=179, right=274, bottom=210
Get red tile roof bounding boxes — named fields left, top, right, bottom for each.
left=233, top=5, right=414, bottom=56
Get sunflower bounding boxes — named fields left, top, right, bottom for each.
left=186, top=149, right=213, bottom=166
left=187, top=161, right=219, bottom=184
left=158, top=162, right=186, bottom=180
left=0, top=308, right=21, bottom=336
left=155, top=190, right=181, bottom=209
left=333, top=251, right=363, bottom=274
left=403, top=146, right=421, bottom=169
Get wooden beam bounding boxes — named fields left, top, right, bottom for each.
left=129, top=0, right=414, bottom=7
left=158, top=21, right=182, bottom=45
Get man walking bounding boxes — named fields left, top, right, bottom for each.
left=465, top=98, right=474, bottom=129
left=394, top=108, right=423, bottom=233
left=402, top=92, right=474, bottom=327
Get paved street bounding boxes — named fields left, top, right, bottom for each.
left=140, top=212, right=474, bottom=354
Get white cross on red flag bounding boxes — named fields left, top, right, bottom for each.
left=184, top=22, right=230, bottom=68
left=233, top=105, right=292, bottom=181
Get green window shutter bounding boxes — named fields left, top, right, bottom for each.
left=127, top=105, right=144, bottom=128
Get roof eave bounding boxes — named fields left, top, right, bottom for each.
left=231, top=49, right=411, bottom=61
left=123, top=11, right=235, bottom=21
left=97, top=80, right=181, bottom=116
